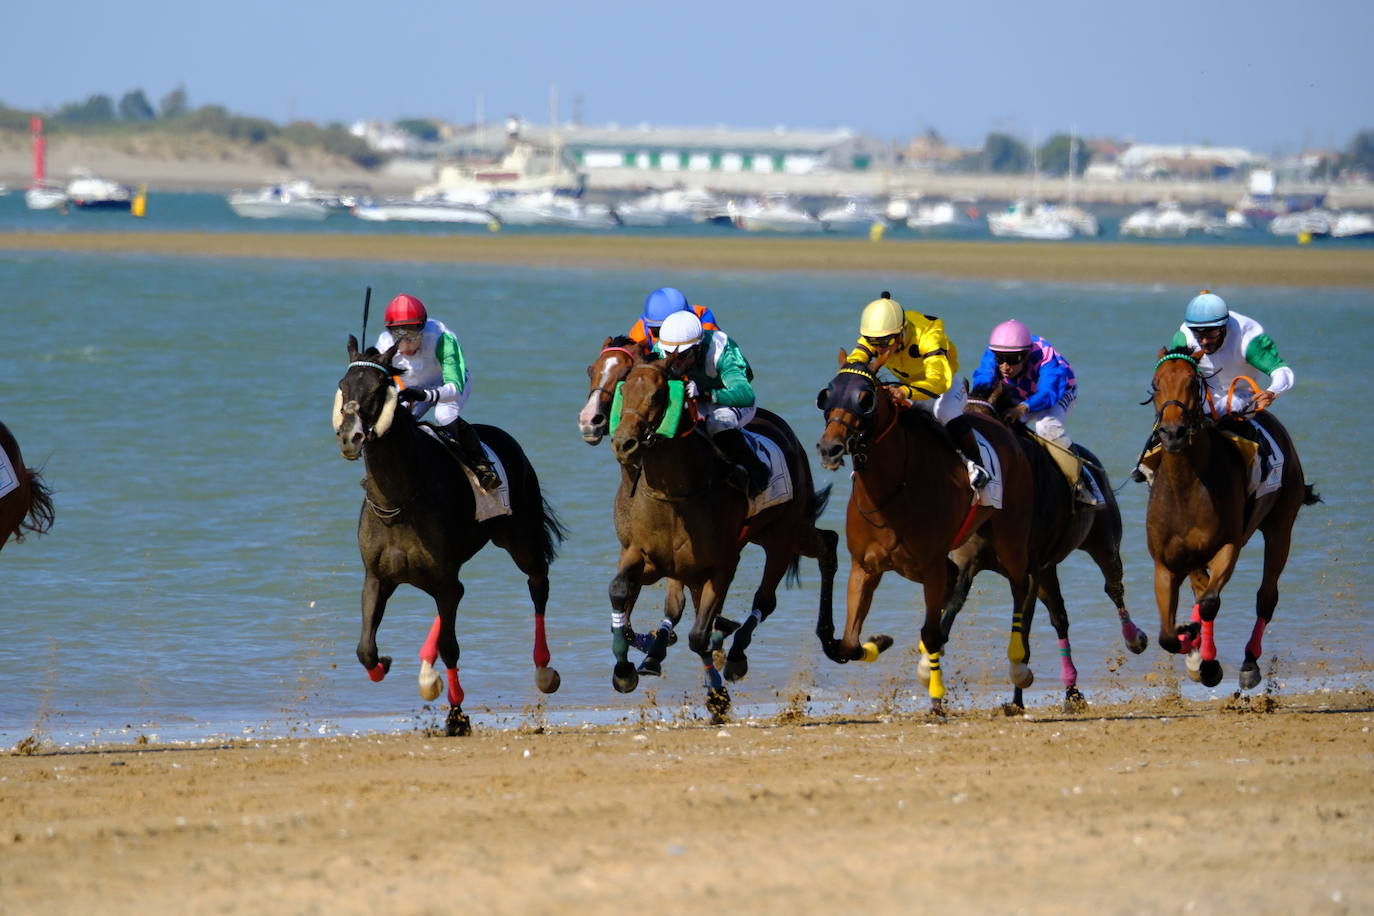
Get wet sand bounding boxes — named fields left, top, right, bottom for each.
left=2, top=230, right=1372, bottom=287
left=3, top=689, right=1371, bottom=914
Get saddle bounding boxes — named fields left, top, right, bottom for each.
left=1136, top=417, right=1282, bottom=499
left=1020, top=428, right=1103, bottom=510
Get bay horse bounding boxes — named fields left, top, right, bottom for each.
left=608, top=357, right=838, bottom=721
left=815, top=354, right=1038, bottom=714
left=334, top=336, right=565, bottom=736
left=1146, top=346, right=1318, bottom=689
left=945, top=378, right=1149, bottom=711
left=0, top=421, right=55, bottom=553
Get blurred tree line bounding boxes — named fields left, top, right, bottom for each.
left=0, top=85, right=384, bottom=169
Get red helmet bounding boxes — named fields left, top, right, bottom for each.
left=384, top=293, right=427, bottom=328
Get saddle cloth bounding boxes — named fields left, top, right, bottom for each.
left=419, top=427, right=512, bottom=521
left=969, top=429, right=1004, bottom=509
left=742, top=428, right=793, bottom=517
left=0, top=445, right=17, bottom=500
left=1024, top=431, right=1104, bottom=510
left=1138, top=422, right=1284, bottom=499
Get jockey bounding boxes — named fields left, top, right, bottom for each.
left=1174, top=290, right=1293, bottom=418
left=653, top=309, right=770, bottom=495
left=847, top=291, right=990, bottom=490
left=970, top=319, right=1078, bottom=446
left=376, top=293, right=500, bottom=491
left=628, top=287, right=721, bottom=346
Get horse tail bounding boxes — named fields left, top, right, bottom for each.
left=18, top=467, right=55, bottom=540
left=1303, top=483, right=1321, bottom=506
left=785, top=483, right=834, bottom=588
left=538, top=495, right=568, bottom=566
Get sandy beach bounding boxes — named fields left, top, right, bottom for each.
left=2, top=688, right=1371, bottom=915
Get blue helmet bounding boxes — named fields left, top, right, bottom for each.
left=1185, top=290, right=1229, bottom=328
left=642, top=287, right=690, bottom=328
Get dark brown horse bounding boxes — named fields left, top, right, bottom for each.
left=0, top=421, right=54, bottom=553
left=946, top=378, right=1148, bottom=711
left=1146, top=346, right=1318, bottom=689
left=608, top=357, right=838, bottom=720
left=334, top=336, right=565, bottom=735
left=816, top=355, right=1039, bottom=713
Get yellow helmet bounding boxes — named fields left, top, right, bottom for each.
left=859, top=292, right=905, bottom=338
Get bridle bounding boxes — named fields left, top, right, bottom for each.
left=820, top=366, right=900, bottom=472
left=588, top=345, right=638, bottom=401
left=339, top=360, right=397, bottom=442
left=1150, top=352, right=1207, bottom=438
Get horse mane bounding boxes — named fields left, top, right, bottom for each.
left=607, top=334, right=637, bottom=349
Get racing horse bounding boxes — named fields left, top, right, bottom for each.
left=334, top=336, right=565, bottom=735
left=0, top=420, right=54, bottom=553
left=1145, top=346, right=1318, bottom=689
left=815, top=354, right=1037, bottom=714
left=608, top=356, right=838, bottom=721
left=943, top=378, right=1149, bottom=711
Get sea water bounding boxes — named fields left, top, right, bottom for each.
left=0, top=248, right=1368, bottom=746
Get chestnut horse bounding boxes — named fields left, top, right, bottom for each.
left=334, top=336, right=564, bottom=735
left=815, top=356, right=1037, bottom=714
left=609, top=357, right=838, bottom=721
left=1146, top=346, right=1318, bottom=689
left=0, top=421, right=54, bottom=553
left=945, top=378, right=1149, bottom=711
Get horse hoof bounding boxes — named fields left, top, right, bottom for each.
left=612, top=661, right=639, bottom=694
left=418, top=666, right=443, bottom=702
left=1185, top=649, right=1203, bottom=682
left=928, top=698, right=946, bottom=720
left=917, top=652, right=932, bottom=686
left=1199, top=660, right=1223, bottom=688
left=535, top=666, right=561, bottom=694
left=723, top=655, right=748, bottom=682
left=1125, top=626, right=1149, bottom=655
left=706, top=686, right=731, bottom=724
left=1064, top=687, right=1088, bottom=713
left=637, top=657, right=663, bottom=678
left=1001, top=701, right=1025, bottom=717
left=446, top=707, right=472, bottom=737
left=870, top=634, right=895, bottom=653
left=1010, top=662, right=1034, bottom=689
left=1238, top=662, right=1261, bottom=691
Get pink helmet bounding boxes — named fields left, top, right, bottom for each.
left=988, top=319, right=1032, bottom=352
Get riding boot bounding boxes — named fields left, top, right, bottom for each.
left=445, top=418, right=501, bottom=491
left=713, top=428, right=770, bottom=496
left=945, top=416, right=991, bottom=491
left=1129, top=430, right=1160, bottom=483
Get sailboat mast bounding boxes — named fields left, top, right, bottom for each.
left=31, top=116, right=46, bottom=185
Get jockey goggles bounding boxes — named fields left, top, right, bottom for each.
left=390, top=324, right=423, bottom=342
left=1190, top=325, right=1224, bottom=340
left=863, top=333, right=901, bottom=350
left=994, top=349, right=1028, bottom=365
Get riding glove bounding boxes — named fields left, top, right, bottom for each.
left=398, top=387, right=437, bottom=407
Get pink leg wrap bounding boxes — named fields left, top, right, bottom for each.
left=367, top=663, right=387, bottom=682
left=420, top=615, right=442, bottom=666
left=446, top=667, right=464, bottom=707
left=1200, top=618, right=1217, bottom=662
left=1176, top=632, right=1195, bottom=654
left=1246, top=618, right=1267, bottom=660
left=533, top=615, right=551, bottom=669
left=1058, top=638, right=1077, bottom=688
left=1119, top=615, right=1143, bottom=645
left=1191, top=603, right=1202, bottom=623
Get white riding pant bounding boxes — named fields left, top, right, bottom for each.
left=703, top=403, right=756, bottom=435
left=412, top=386, right=472, bottom=426
left=1023, top=387, right=1076, bottom=447
left=911, top=384, right=967, bottom=426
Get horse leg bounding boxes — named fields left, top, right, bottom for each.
left=420, top=582, right=471, bottom=737
left=838, top=563, right=892, bottom=665
left=940, top=539, right=986, bottom=643
left=1153, top=563, right=1188, bottom=660
left=1180, top=570, right=1211, bottom=682
left=688, top=576, right=736, bottom=723
left=920, top=557, right=962, bottom=687
left=1037, top=567, right=1086, bottom=712
left=918, top=568, right=952, bottom=715
left=1080, top=525, right=1148, bottom=654
left=638, top=580, right=685, bottom=678
left=356, top=573, right=396, bottom=682
left=1006, top=569, right=1038, bottom=700
left=505, top=529, right=561, bottom=694
left=1194, top=544, right=1241, bottom=688
left=1243, top=529, right=1293, bottom=690
left=609, top=552, right=646, bottom=693
left=723, top=546, right=790, bottom=682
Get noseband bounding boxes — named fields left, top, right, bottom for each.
left=822, top=368, right=899, bottom=471
left=1152, top=352, right=1206, bottom=437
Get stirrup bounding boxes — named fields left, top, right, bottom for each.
left=473, top=464, right=501, bottom=492
left=965, top=459, right=990, bottom=490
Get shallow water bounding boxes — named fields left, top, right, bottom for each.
left=0, top=247, right=1368, bottom=745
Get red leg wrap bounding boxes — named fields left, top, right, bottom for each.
left=420, top=615, right=442, bottom=666
left=533, top=615, right=551, bottom=669
left=1246, top=618, right=1267, bottom=660
left=446, top=667, right=464, bottom=707
left=1191, top=603, right=1202, bottom=623
left=1200, top=618, right=1217, bottom=662
left=1176, top=632, right=1195, bottom=654
left=367, top=663, right=387, bottom=682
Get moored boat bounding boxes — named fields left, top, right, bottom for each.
left=227, top=181, right=331, bottom=220
left=987, top=199, right=1074, bottom=240
left=66, top=169, right=133, bottom=210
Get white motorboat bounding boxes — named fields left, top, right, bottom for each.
left=25, top=181, right=69, bottom=210
left=1269, top=208, right=1336, bottom=237
left=1331, top=211, right=1374, bottom=239
left=417, top=138, right=586, bottom=198
left=731, top=196, right=824, bottom=233
left=487, top=191, right=618, bottom=229
left=227, top=181, right=331, bottom=220
left=987, top=199, right=1074, bottom=240
left=1050, top=203, right=1099, bottom=237
left=66, top=169, right=133, bottom=210
left=353, top=198, right=494, bottom=224
left=615, top=188, right=719, bottom=227
left=1121, top=201, right=1192, bottom=238
left=818, top=198, right=885, bottom=233
left=906, top=198, right=981, bottom=231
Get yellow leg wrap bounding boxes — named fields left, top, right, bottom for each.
left=1008, top=618, right=1027, bottom=663
left=928, top=651, right=945, bottom=700
left=860, top=641, right=881, bottom=663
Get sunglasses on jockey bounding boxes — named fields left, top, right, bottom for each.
left=994, top=349, right=1029, bottom=366
left=390, top=323, right=424, bottom=342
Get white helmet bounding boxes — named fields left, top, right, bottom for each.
left=658, top=310, right=704, bottom=353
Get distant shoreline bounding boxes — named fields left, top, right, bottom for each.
left=1, top=231, right=1371, bottom=288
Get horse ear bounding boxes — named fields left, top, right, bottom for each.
left=836, top=348, right=848, bottom=368
left=870, top=349, right=891, bottom=372
left=600, top=335, right=613, bottom=350
left=348, top=335, right=360, bottom=361
left=1191, top=347, right=1204, bottom=361
left=815, top=388, right=828, bottom=411
left=1156, top=346, right=1167, bottom=359
left=381, top=342, right=400, bottom=368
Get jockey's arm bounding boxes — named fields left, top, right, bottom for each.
left=1245, top=334, right=1293, bottom=399
left=894, top=324, right=955, bottom=401
left=709, top=343, right=756, bottom=408
left=1020, top=356, right=1069, bottom=413
left=431, top=332, right=468, bottom=403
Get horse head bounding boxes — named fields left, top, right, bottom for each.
left=816, top=353, right=888, bottom=471
left=580, top=335, right=647, bottom=445
left=334, top=335, right=402, bottom=460
left=609, top=359, right=676, bottom=468
left=1151, top=346, right=1207, bottom=454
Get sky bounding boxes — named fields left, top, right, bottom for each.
left=3, top=0, right=1370, bottom=155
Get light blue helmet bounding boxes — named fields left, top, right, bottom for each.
left=642, top=287, right=689, bottom=328
left=1185, top=290, right=1229, bottom=328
